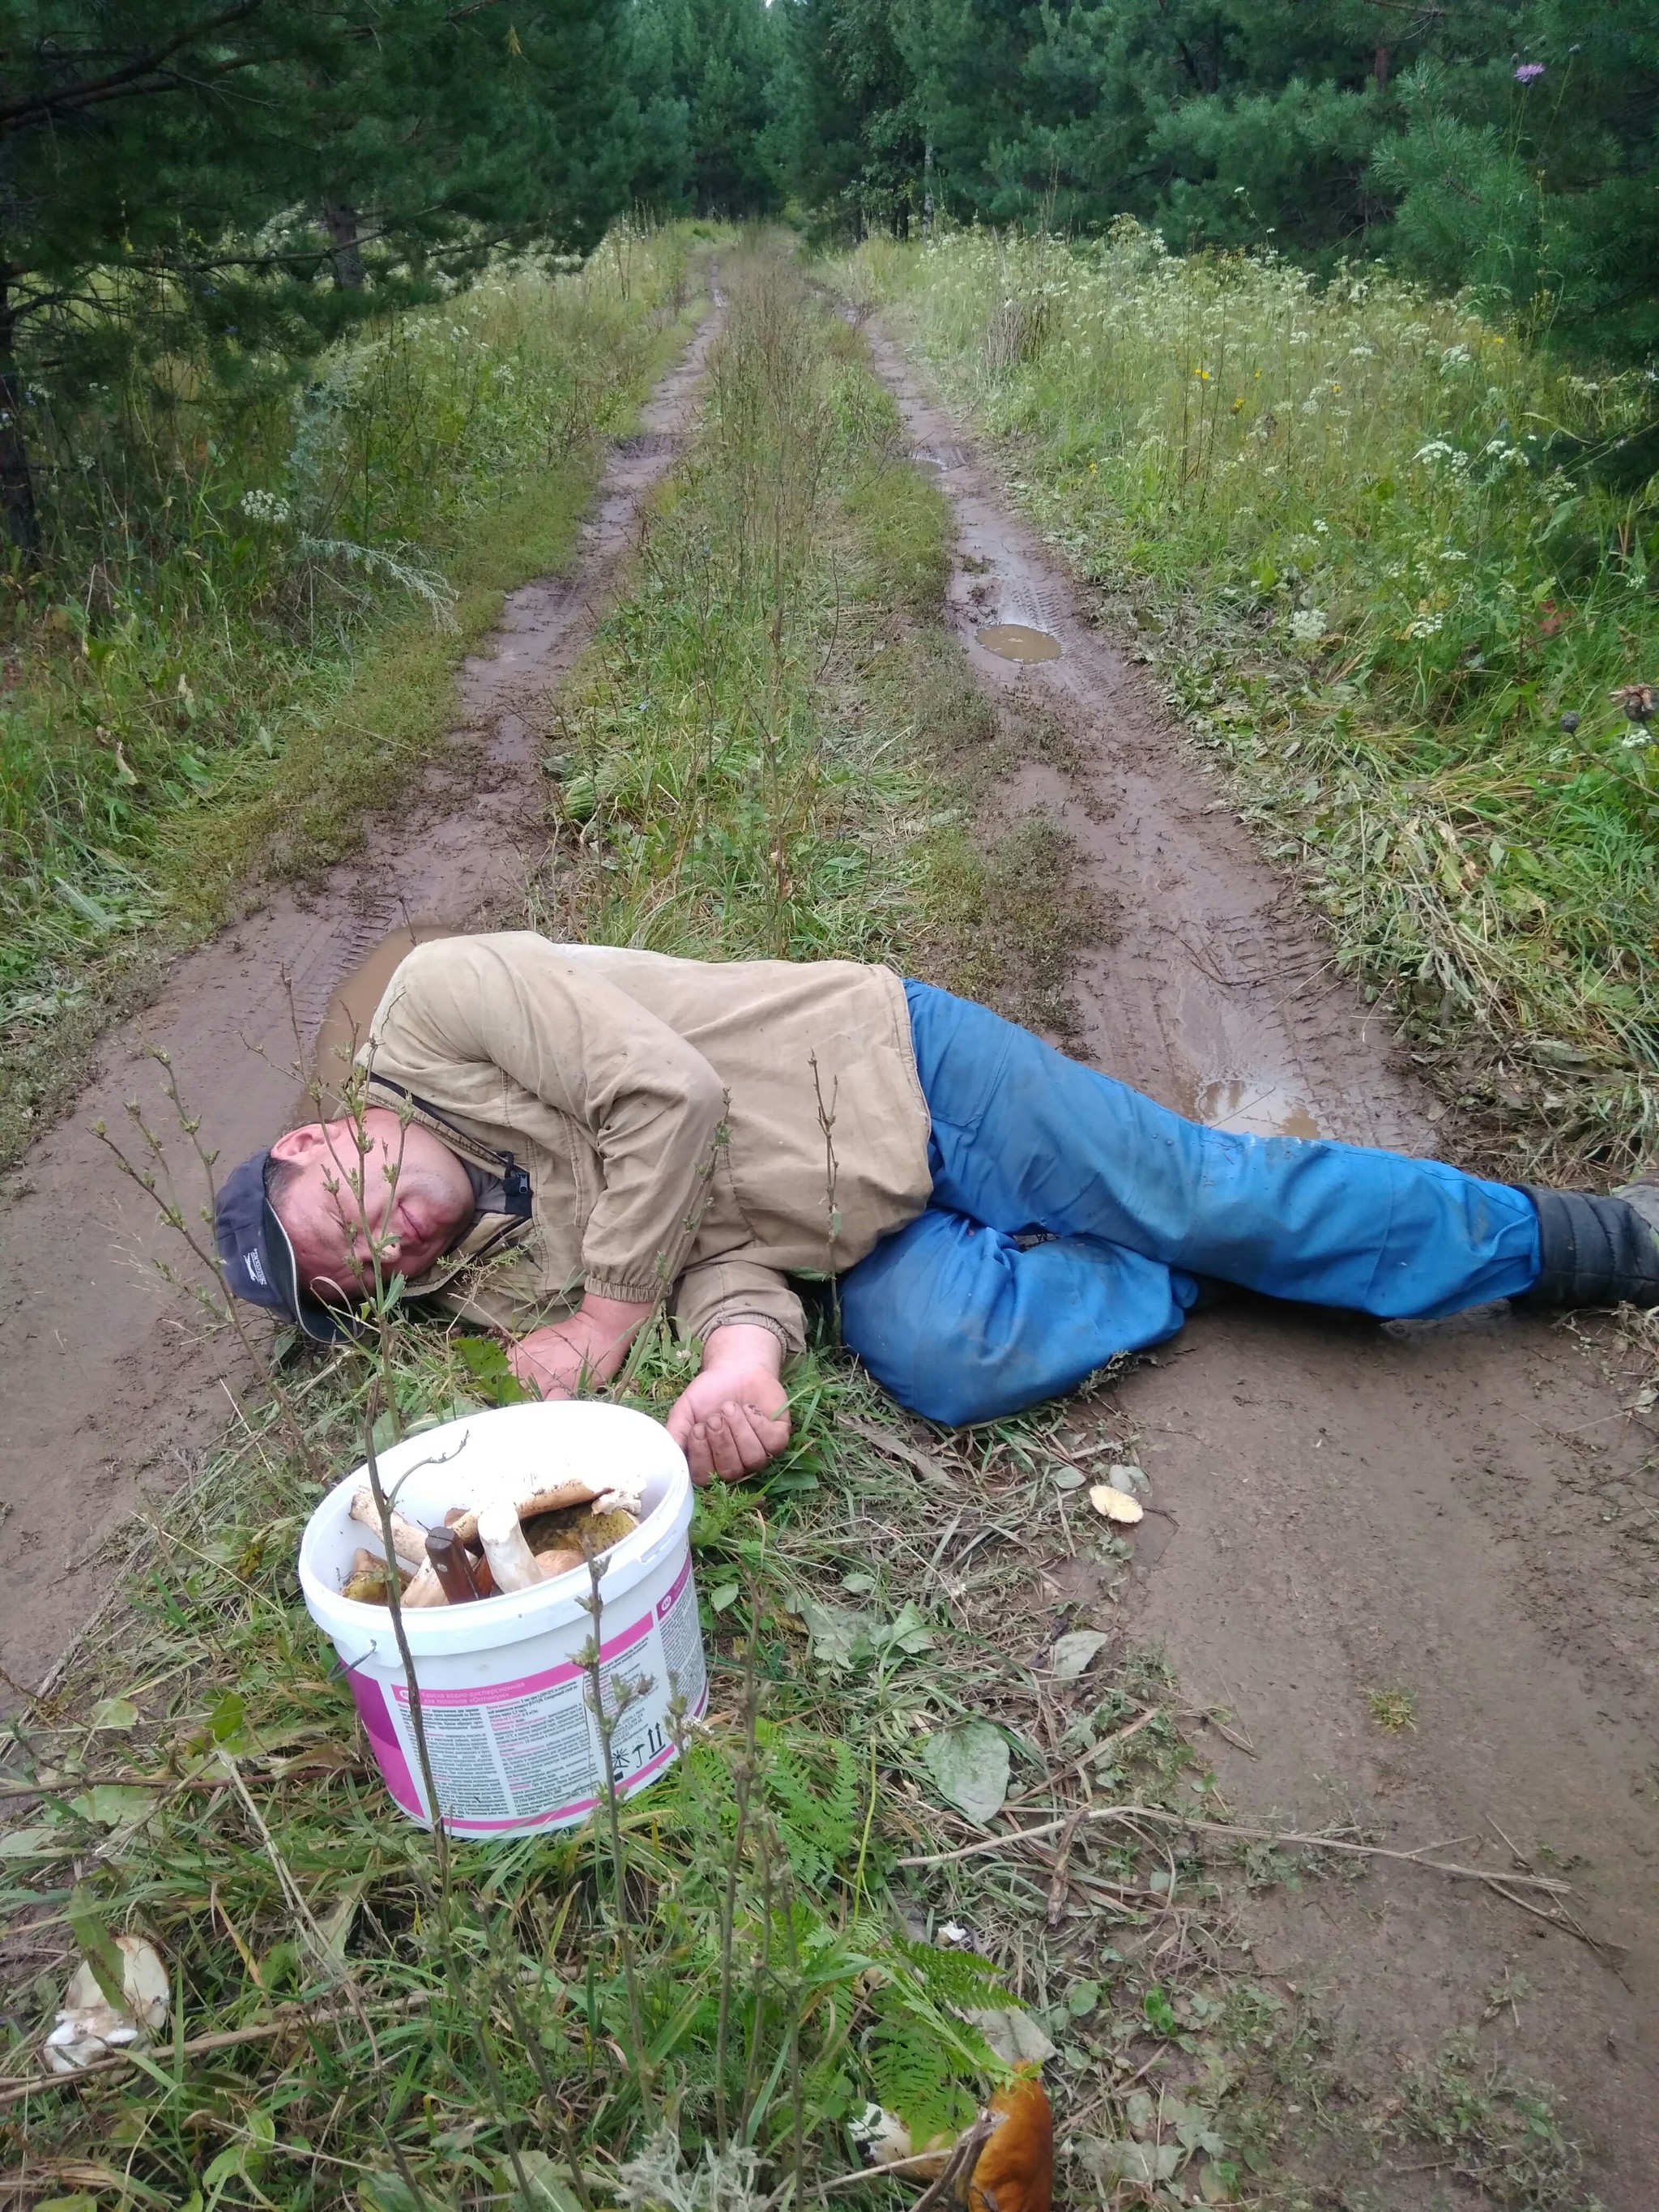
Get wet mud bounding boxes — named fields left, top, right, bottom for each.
left=977, top=621, right=1062, bottom=664
left=0, top=301, right=723, bottom=1707
left=867, top=322, right=1659, bottom=2204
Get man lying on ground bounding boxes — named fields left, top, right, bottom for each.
left=215, top=932, right=1659, bottom=1484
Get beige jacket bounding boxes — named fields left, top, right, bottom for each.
left=357, top=934, right=933, bottom=1354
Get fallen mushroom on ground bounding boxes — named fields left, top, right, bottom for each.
left=339, top=1477, right=643, bottom=1608
left=851, top=2066, right=1053, bottom=2212
left=44, top=1936, right=170, bottom=2074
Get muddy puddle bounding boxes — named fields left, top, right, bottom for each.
left=302, top=921, right=457, bottom=1117
left=1188, top=1075, right=1322, bottom=1138
left=977, top=622, right=1062, bottom=662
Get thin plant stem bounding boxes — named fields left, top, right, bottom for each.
left=714, top=1590, right=763, bottom=2142
left=578, top=1548, right=658, bottom=2126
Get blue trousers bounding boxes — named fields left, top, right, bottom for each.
left=838, top=981, right=1542, bottom=1426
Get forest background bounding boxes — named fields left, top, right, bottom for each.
left=7, top=0, right=1655, bottom=579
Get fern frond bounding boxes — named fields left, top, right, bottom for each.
left=757, top=1719, right=861, bottom=1883
left=866, top=1996, right=975, bottom=2145
left=890, top=1934, right=1009, bottom=2011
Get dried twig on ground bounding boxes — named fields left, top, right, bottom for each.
left=842, top=1416, right=963, bottom=1493
left=896, top=1802, right=1576, bottom=1901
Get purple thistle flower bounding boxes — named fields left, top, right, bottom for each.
left=1514, top=62, right=1546, bottom=83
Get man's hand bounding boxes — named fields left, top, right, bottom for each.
left=667, top=1324, right=790, bottom=1484
left=510, top=1293, right=655, bottom=1401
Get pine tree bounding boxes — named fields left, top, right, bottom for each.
left=627, top=0, right=783, bottom=218
left=0, top=0, right=641, bottom=563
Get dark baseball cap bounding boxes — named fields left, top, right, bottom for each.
left=214, top=1150, right=355, bottom=1343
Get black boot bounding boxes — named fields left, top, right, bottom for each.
left=1513, top=1181, right=1659, bottom=1309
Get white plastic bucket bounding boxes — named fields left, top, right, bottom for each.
left=299, top=1400, right=706, bottom=1837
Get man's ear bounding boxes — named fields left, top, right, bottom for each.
left=270, top=1122, right=332, bottom=1166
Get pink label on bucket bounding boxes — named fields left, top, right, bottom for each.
left=366, top=1569, right=705, bottom=1834
left=657, top=1552, right=693, bottom=1620
left=348, top=1670, right=422, bottom=1817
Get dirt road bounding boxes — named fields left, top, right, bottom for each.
left=869, top=322, right=1659, bottom=2206
left=0, top=302, right=722, bottom=1707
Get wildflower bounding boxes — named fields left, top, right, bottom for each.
left=1231, top=397, right=1245, bottom=412
left=239, top=489, right=291, bottom=525
left=1614, top=683, right=1655, bottom=722
left=1290, top=608, right=1327, bottom=643
left=1514, top=62, right=1545, bottom=82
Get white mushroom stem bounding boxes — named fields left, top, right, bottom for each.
left=400, top=1560, right=448, bottom=1608
left=478, top=1498, right=544, bottom=1594
left=349, top=1487, right=429, bottom=1571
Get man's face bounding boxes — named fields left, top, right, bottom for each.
left=269, top=1109, right=476, bottom=1301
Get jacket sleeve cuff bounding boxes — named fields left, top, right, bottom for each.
left=697, top=1308, right=796, bottom=1356
left=582, top=1271, right=670, bottom=1307
left=673, top=1263, right=806, bottom=1360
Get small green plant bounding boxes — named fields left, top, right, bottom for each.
left=1392, top=2031, right=1589, bottom=2210
left=1366, top=1685, right=1420, bottom=1733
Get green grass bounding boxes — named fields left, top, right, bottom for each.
left=0, top=234, right=1597, bottom=2212
left=850, top=223, right=1659, bottom=1182
left=0, top=224, right=710, bottom=1171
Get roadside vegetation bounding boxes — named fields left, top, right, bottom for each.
left=851, top=224, right=1659, bottom=1182
left=1, top=225, right=705, bottom=1169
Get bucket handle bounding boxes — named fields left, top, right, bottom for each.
left=326, top=1635, right=383, bottom=1683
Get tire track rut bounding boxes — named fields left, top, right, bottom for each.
left=0, top=299, right=723, bottom=1704
left=870, top=318, right=1659, bottom=2206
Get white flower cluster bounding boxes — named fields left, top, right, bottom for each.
left=1289, top=608, right=1327, bottom=643
left=1414, top=439, right=1471, bottom=472
left=239, top=489, right=290, bottom=524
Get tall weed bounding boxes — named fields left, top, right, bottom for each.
left=856, top=224, right=1659, bottom=1176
